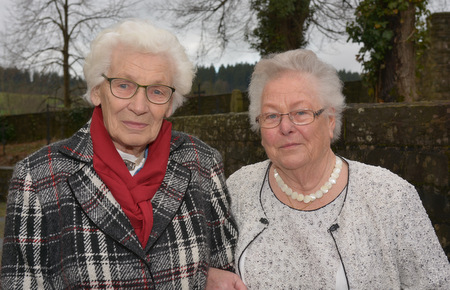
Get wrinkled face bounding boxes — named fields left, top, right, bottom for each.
left=91, top=45, right=173, bottom=156
left=260, top=71, right=335, bottom=170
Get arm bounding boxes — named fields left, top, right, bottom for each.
left=396, top=183, right=450, bottom=289
left=1, top=162, right=50, bottom=289
left=206, top=150, right=239, bottom=271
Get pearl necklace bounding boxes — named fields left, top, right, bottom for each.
left=274, top=156, right=343, bottom=204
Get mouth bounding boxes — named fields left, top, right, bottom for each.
left=123, top=121, right=148, bottom=130
left=280, top=142, right=300, bottom=149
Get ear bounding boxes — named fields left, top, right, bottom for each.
left=164, top=99, right=174, bottom=118
left=328, top=108, right=336, bottom=139
left=91, top=86, right=102, bottom=106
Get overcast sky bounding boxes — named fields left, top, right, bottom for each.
left=0, top=0, right=448, bottom=74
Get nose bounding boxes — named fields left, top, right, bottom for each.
left=278, top=113, right=294, bottom=135
left=128, top=87, right=149, bottom=115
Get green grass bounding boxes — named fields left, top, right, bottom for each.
left=0, top=92, right=52, bottom=115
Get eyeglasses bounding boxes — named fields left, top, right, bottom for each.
left=256, top=108, right=325, bottom=129
left=102, top=74, right=175, bottom=104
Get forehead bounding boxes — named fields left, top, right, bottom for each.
left=261, top=71, right=320, bottom=108
left=108, top=45, right=173, bottom=83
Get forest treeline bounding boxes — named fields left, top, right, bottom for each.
left=0, top=63, right=361, bottom=97
left=194, top=63, right=360, bottom=95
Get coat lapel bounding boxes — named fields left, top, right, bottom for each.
left=60, top=123, right=191, bottom=257
left=68, top=164, right=146, bottom=258
left=145, top=159, right=191, bottom=251
left=59, top=121, right=145, bottom=258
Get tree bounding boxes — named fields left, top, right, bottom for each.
left=2, top=0, right=139, bottom=109
left=165, top=0, right=356, bottom=57
left=248, top=0, right=311, bottom=55
left=346, top=0, right=429, bottom=102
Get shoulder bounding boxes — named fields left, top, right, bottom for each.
left=170, top=130, right=223, bottom=164
left=227, top=160, right=270, bottom=195
left=14, top=123, right=92, bottom=177
left=347, top=159, right=413, bottom=190
left=228, top=160, right=270, bottom=182
left=345, top=158, right=419, bottom=214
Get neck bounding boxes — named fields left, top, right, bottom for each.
left=278, top=151, right=336, bottom=193
left=114, top=144, right=147, bottom=158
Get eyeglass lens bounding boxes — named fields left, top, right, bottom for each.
left=110, top=78, right=172, bottom=103
left=260, top=110, right=316, bottom=127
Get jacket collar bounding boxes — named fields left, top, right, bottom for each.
left=63, top=120, right=191, bottom=256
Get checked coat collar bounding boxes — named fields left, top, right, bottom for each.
left=1, top=118, right=237, bottom=289
left=64, top=120, right=192, bottom=257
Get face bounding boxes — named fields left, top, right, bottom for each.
left=260, top=71, right=335, bottom=171
left=91, top=45, right=173, bottom=156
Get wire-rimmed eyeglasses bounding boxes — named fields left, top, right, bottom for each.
left=102, top=74, right=175, bottom=105
left=256, top=108, right=325, bottom=129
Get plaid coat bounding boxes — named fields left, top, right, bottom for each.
left=1, top=121, right=237, bottom=289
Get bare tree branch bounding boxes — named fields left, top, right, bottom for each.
left=163, top=0, right=357, bottom=59
left=1, top=0, right=140, bottom=108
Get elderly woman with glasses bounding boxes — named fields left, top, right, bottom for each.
left=1, top=19, right=238, bottom=289
left=217, top=49, right=450, bottom=289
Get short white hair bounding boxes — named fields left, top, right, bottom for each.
left=83, top=19, right=195, bottom=113
left=248, top=49, right=346, bottom=143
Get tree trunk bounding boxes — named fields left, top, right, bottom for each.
left=63, top=0, right=71, bottom=109
left=395, top=2, right=418, bottom=102
left=378, top=1, right=417, bottom=102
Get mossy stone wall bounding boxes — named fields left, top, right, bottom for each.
left=0, top=101, right=449, bottom=259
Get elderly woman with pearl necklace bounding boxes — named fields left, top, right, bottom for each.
left=212, top=49, right=450, bottom=289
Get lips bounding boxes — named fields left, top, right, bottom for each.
left=280, top=142, right=300, bottom=149
left=123, top=121, right=148, bottom=130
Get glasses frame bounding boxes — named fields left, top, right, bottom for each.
left=101, top=74, right=175, bottom=105
left=256, top=108, right=326, bottom=129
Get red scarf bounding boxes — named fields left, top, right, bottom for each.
left=90, top=106, right=171, bottom=248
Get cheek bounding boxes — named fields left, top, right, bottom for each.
left=260, top=130, right=275, bottom=150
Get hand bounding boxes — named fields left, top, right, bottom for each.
left=206, top=267, right=247, bottom=290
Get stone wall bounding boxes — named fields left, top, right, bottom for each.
left=1, top=107, right=94, bottom=143
left=170, top=101, right=450, bottom=259
left=418, top=12, right=450, bottom=101
left=1, top=101, right=449, bottom=259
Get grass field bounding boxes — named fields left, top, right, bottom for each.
left=0, top=92, right=52, bottom=115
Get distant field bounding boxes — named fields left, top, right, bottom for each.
left=0, top=92, right=54, bottom=115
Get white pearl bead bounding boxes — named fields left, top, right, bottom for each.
left=315, top=190, right=323, bottom=198
left=285, top=187, right=293, bottom=195
left=304, top=195, right=311, bottom=203
left=273, top=157, right=343, bottom=206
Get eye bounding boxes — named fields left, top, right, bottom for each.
left=264, top=113, right=279, bottom=120
left=148, top=86, right=168, bottom=96
left=294, top=110, right=307, bottom=116
left=112, top=79, right=134, bottom=90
